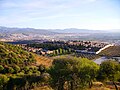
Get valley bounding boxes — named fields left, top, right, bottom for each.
left=0, top=26, right=120, bottom=90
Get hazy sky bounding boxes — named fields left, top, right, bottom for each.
left=0, top=0, right=120, bottom=30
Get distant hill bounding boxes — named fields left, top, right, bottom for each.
left=0, top=26, right=59, bottom=40
left=1, top=26, right=120, bottom=34
left=52, top=28, right=104, bottom=33
left=52, top=28, right=120, bottom=33
left=0, top=26, right=120, bottom=41
left=0, top=26, right=58, bottom=35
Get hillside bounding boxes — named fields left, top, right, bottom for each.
left=99, top=46, right=120, bottom=57
left=0, top=42, right=120, bottom=90
left=0, top=42, right=36, bottom=66
left=0, top=42, right=53, bottom=89
left=33, top=54, right=53, bottom=67
left=0, top=42, right=52, bottom=67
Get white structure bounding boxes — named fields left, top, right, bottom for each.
left=96, top=44, right=114, bottom=54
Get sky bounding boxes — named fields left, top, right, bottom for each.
left=0, top=0, right=120, bottom=31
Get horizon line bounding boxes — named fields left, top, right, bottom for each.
left=0, top=26, right=120, bottom=31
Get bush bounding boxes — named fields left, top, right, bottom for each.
left=8, top=67, right=14, bottom=74
left=0, top=74, right=9, bottom=89
left=13, top=65, right=20, bottom=73
left=0, top=65, right=4, bottom=73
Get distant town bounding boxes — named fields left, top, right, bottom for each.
left=12, top=40, right=110, bottom=56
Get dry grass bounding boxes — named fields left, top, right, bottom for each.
left=32, top=81, right=120, bottom=90
left=33, top=54, right=53, bottom=68
left=99, top=46, right=120, bottom=57
left=88, top=87, right=110, bottom=90
left=32, top=86, right=53, bottom=90
left=88, top=82, right=120, bottom=90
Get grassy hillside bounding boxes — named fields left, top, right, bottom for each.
left=99, top=46, right=120, bottom=57
left=0, top=42, right=36, bottom=66
left=0, top=42, right=52, bottom=90
left=0, top=42, right=52, bottom=67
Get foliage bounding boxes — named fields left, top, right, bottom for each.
left=0, top=42, right=35, bottom=66
left=48, top=56, right=99, bottom=90
left=8, top=67, right=14, bottom=74
left=98, top=60, right=120, bottom=90
left=0, top=65, right=4, bottom=73
left=13, top=65, right=20, bottom=73
left=98, top=60, right=120, bottom=81
left=0, top=74, right=9, bottom=89
left=0, top=42, right=120, bottom=90
left=78, top=58, right=99, bottom=88
left=0, top=42, right=49, bottom=90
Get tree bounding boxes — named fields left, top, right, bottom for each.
left=0, top=75, right=9, bottom=89
left=98, top=60, right=120, bottom=90
left=38, top=64, right=45, bottom=74
left=56, top=49, right=59, bottom=55
left=0, top=65, right=4, bottom=73
left=8, top=67, right=14, bottom=74
left=13, top=65, right=20, bottom=73
left=59, top=48, right=63, bottom=55
left=49, top=56, right=82, bottom=90
left=49, top=56, right=100, bottom=90
left=23, top=66, right=29, bottom=74
left=78, top=58, right=99, bottom=88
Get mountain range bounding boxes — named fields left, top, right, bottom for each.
left=0, top=26, right=120, bottom=34
left=0, top=26, right=58, bottom=35
left=0, top=26, right=120, bottom=41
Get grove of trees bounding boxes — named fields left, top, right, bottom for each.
left=48, top=56, right=100, bottom=90
left=48, top=56, right=120, bottom=90
left=0, top=42, right=49, bottom=90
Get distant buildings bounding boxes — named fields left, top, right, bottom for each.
left=21, top=44, right=54, bottom=55
left=20, top=40, right=111, bottom=56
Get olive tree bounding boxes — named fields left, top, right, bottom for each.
left=48, top=56, right=99, bottom=90
left=0, top=75, right=9, bottom=89
left=98, top=60, right=120, bottom=90
left=0, top=65, right=4, bottom=73
left=78, top=58, right=99, bottom=88
left=48, top=56, right=80, bottom=90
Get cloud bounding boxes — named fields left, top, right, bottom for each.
left=1, top=0, right=97, bottom=9
left=0, top=0, right=99, bottom=27
left=2, top=0, right=120, bottom=30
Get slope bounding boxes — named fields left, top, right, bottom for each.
left=0, top=42, right=52, bottom=67
left=99, top=46, right=120, bottom=57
